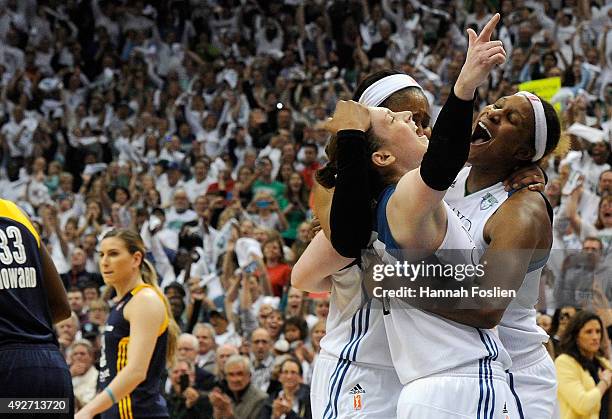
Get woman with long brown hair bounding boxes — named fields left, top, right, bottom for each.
left=556, top=310, right=612, bottom=419
left=281, top=172, right=310, bottom=246
left=75, top=229, right=179, bottom=419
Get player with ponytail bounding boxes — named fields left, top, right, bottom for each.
left=76, top=228, right=178, bottom=419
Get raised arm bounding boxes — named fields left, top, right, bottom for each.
left=238, top=275, right=258, bottom=337
left=40, top=242, right=71, bottom=323
left=565, top=182, right=584, bottom=235
left=17, top=205, right=70, bottom=324
left=301, top=175, right=361, bottom=280
left=296, top=2, right=306, bottom=40
left=330, top=129, right=372, bottom=258
left=224, top=276, right=240, bottom=327
left=387, top=14, right=505, bottom=244
left=386, top=87, right=475, bottom=249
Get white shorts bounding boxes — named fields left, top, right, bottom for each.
left=506, top=345, right=558, bottom=419
left=311, top=353, right=402, bottom=418
left=396, top=360, right=518, bottom=419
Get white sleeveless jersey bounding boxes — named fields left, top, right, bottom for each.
left=319, top=239, right=394, bottom=368
left=445, top=167, right=550, bottom=361
left=375, top=185, right=511, bottom=384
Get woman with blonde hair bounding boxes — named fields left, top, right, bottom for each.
left=310, top=320, right=326, bottom=357
left=556, top=310, right=612, bottom=419
left=75, top=229, right=179, bottom=419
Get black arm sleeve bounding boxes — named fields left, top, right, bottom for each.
left=330, top=130, right=372, bottom=258
left=419, top=87, right=475, bottom=191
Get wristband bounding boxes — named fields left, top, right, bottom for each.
left=105, top=387, right=117, bottom=404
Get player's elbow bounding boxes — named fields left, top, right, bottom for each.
left=57, top=306, right=71, bottom=323
left=330, top=232, right=367, bottom=259
left=291, top=269, right=317, bottom=292
left=51, top=303, right=72, bottom=324
left=135, top=371, right=148, bottom=384
left=292, top=253, right=317, bottom=291
left=127, top=365, right=148, bottom=384
left=290, top=270, right=306, bottom=290
left=330, top=215, right=371, bottom=259
left=474, top=309, right=505, bottom=329
left=291, top=266, right=330, bottom=293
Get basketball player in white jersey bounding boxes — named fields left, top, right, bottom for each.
left=292, top=71, right=431, bottom=418
left=324, top=15, right=527, bottom=418
left=298, top=14, right=520, bottom=418
left=293, top=233, right=398, bottom=419
left=444, top=91, right=561, bottom=418
left=323, top=95, right=561, bottom=418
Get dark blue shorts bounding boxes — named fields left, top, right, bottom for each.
left=0, top=343, right=74, bottom=418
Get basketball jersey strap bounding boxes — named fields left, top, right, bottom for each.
left=505, top=189, right=553, bottom=269
left=537, top=191, right=554, bottom=225
left=130, top=284, right=169, bottom=336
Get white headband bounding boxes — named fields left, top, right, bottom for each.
left=359, top=74, right=423, bottom=107
left=515, top=91, right=547, bottom=162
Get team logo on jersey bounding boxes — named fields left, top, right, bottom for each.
left=350, top=384, right=365, bottom=410
left=349, top=384, right=365, bottom=395
left=353, top=394, right=363, bottom=411
left=480, top=193, right=498, bottom=210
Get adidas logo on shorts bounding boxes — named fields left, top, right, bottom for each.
left=348, top=384, right=366, bottom=394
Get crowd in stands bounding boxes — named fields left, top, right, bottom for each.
left=0, top=0, right=611, bottom=417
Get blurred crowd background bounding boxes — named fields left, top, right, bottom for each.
left=0, top=0, right=611, bottom=417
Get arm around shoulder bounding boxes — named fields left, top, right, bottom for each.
left=471, top=190, right=552, bottom=325
left=430, top=190, right=551, bottom=329
left=292, top=231, right=354, bottom=293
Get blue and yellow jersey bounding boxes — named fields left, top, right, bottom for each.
left=0, top=199, right=56, bottom=346
left=99, top=284, right=170, bottom=419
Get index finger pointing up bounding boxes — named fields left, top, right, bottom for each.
left=477, top=13, right=501, bottom=43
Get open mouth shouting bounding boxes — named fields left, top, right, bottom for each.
left=471, top=121, right=493, bottom=145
